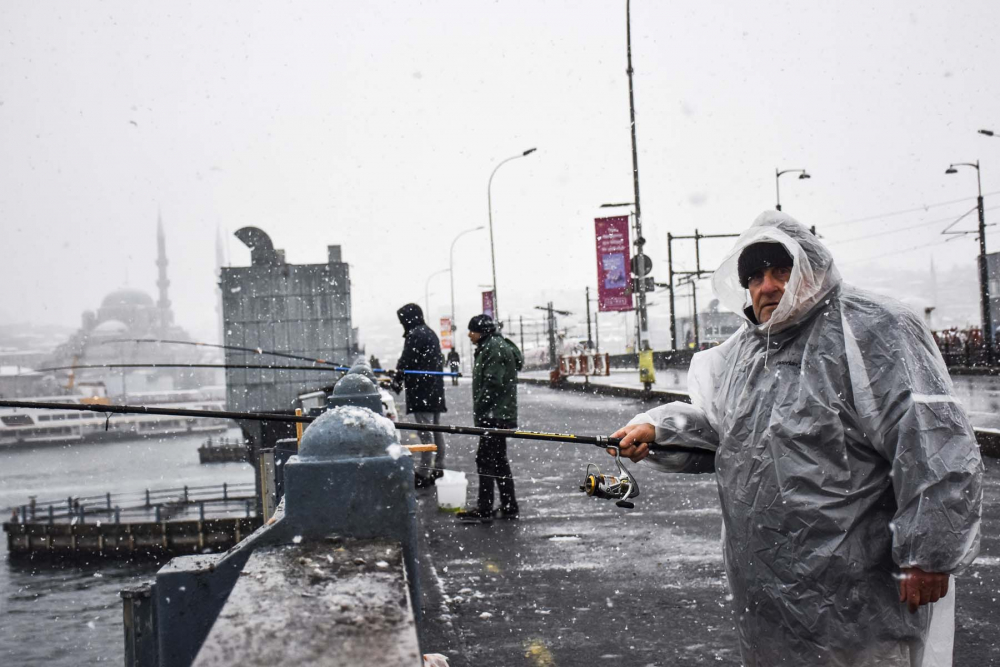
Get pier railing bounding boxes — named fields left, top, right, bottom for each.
left=6, top=481, right=256, bottom=524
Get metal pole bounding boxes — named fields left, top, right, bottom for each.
left=488, top=150, right=536, bottom=319
left=450, top=226, right=484, bottom=337
left=595, top=299, right=601, bottom=353
left=692, top=280, right=700, bottom=350
left=519, top=316, right=525, bottom=351
left=775, top=167, right=782, bottom=211
left=668, top=233, right=677, bottom=350
left=626, top=0, right=648, bottom=352
left=975, top=163, right=994, bottom=366
left=585, top=287, right=594, bottom=349
left=547, top=302, right=558, bottom=368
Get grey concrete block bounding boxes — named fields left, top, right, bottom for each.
left=192, top=540, right=421, bottom=667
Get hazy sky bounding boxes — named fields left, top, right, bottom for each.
left=3, top=1, right=999, bottom=360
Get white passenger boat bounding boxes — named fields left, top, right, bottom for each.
left=0, top=387, right=231, bottom=447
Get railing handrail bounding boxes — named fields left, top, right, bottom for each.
left=6, top=482, right=255, bottom=513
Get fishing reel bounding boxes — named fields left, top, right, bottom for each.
left=580, top=446, right=639, bottom=509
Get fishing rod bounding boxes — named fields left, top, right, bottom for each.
left=0, top=400, right=706, bottom=509
left=99, top=338, right=458, bottom=377
left=28, top=362, right=459, bottom=378
left=103, top=338, right=346, bottom=368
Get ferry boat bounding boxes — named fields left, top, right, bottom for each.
left=0, top=386, right=231, bottom=447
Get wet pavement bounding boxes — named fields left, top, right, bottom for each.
left=414, top=382, right=1000, bottom=667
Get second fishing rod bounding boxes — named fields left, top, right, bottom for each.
left=0, top=399, right=708, bottom=509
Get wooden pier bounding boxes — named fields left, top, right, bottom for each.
left=3, top=482, right=261, bottom=559
left=198, top=436, right=250, bottom=464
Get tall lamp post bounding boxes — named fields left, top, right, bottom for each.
left=487, top=148, right=537, bottom=321
left=945, top=160, right=994, bottom=366
left=624, top=0, right=650, bottom=353
left=775, top=168, right=811, bottom=211
left=449, top=226, right=485, bottom=334
left=424, top=268, right=451, bottom=319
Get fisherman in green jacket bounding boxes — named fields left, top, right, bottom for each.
left=457, top=314, right=523, bottom=524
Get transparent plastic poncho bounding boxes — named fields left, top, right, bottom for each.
left=631, top=212, right=983, bottom=667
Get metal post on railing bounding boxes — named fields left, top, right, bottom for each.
left=115, top=507, right=121, bottom=524
left=183, top=485, right=189, bottom=503
left=78, top=504, right=85, bottom=524
left=199, top=502, right=205, bottom=522
left=67, top=496, right=72, bottom=513
left=48, top=505, right=54, bottom=525
left=245, top=500, right=251, bottom=518
left=223, top=482, right=228, bottom=501
left=29, top=496, right=36, bottom=520
left=145, top=489, right=151, bottom=508
left=106, top=493, right=112, bottom=511
left=155, top=505, right=161, bottom=523
left=21, top=505, right=27, bottom=522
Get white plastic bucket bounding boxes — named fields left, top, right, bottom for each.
left=435, top=470, right=468, bottom=511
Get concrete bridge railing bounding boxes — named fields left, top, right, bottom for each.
left=122, top=398, right=423, bottom=667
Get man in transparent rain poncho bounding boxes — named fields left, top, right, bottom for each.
left=613, top=212, right=983, bottom=666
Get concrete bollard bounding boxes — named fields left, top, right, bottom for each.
left=280, top=399, right=420, bottom=615
left=139, top=375, right=422, bottom=667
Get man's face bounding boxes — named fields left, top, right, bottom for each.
left=468, top=331, right=482, bottom=343
left=748, top=265, right=792, bottom=323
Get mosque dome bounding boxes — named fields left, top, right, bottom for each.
left=91, top=320, right=130, bottom=337
left=100, top=289, right=155, bottom=309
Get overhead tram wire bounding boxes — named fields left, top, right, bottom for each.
left=838, top=237, right=953, bottom=266
left=827, top=206, right=1000, bottom=245
left=826, top=190, right=1000, bottom=229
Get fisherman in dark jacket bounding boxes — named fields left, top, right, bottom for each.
left=457, top=314, right=523, bottom=524
left=394, top=303, right=447, bottom=488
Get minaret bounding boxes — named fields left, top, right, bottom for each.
left=156, top=211, right=174, bottom=332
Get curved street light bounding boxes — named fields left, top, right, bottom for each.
left=775, top=168, right=811, bottom=212
left=424, top=268, right=451, bottom=319
left=944, top=159, right=993, bottom=366
left=449, top=226, right=485, bottom=333
left=487, top=147, right=537, bottom=321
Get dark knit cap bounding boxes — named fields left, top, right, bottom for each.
left=467, top=314, right=497, bottom=335
left=737, top=242, right=794, bottom=288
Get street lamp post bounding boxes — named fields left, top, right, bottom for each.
left=487, top=148, right=537, bottom=321
left=775, top=168, right=811, bottom=211
left=945, top=160, right=994, bottom=366
left=620, top=0, right=652, bottom=355
left=424, top=268, right=451, bottom=319
left=449, top=226, right=485, bottom=334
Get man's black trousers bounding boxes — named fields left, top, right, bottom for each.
left=475, top=417, right=518, bottom=514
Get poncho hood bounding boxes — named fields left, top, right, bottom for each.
left=712, top=211, right=841, bottom=334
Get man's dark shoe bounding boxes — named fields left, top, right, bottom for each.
left=429, top=469, right=444, bottom=483
left=456, top=509, right=493, bottom=524
left=414, top=472, right=432, bottom=489
left=493, top=508, right=520, bottom=520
